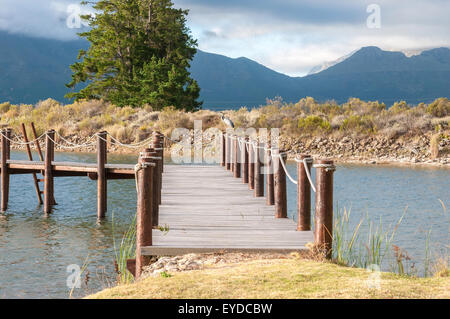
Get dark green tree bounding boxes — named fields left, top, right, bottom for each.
left=66, top=0, right=202, bottom=111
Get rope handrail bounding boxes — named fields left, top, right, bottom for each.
left=295, top=157, right=316, bottom=192
left=0, top=131, right=46, bottom=146
left=272, top=151, right=298, bottom=185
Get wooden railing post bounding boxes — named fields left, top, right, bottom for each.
left=144, top=148, right=161, bottom=227
left=135, top=154, right=154, bottom=279
left=230, top=136, right=235, bottom=173
left=314, top=159, right=335, bottom=259
left=221, top=133, right=226, bottom=167
left=1, top=129, right=11, bottom=212
left=297, top=154, right=312, bottom=231
left=226, top=134, right=231, bottom=170
left=274, top=152, right=287, bottom=218
left=248, top=141, right=255, bottom=190
left=97, top=131, right=107, bottom=219
left=242, top=137, right=249, bottom=183
left=266, top=147, right=274, bottom=205
left=254, top=143, right=264, bottom=197
left=44, top=130, right=55, bottom=215
left=156, top=132, right=164, bottom=173
left=153, top=133, right=164, bottom=205
left=234, top=136, right=241, bottom=178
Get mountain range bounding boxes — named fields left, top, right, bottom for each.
left=0, top=31, right=449, bottom=110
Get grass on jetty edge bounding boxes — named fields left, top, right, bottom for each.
left=86, top=257, right=449, bottom=299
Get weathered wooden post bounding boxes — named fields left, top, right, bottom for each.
left=266, top=147, right=274, bottom=205
left=143, top=148, right=161, bottom=227
left=248, top=141, right=255, bottom=190
left=44, top=130, right=55, bottom=215
left=152, top=133, right=163, bottom=205
left=1, top=129, right=11, bottom=212
left=226, top=134, right=231, bottom=170
left=21, top=124, right=43, bottom=205
left=156, top=132, right=164, bottom=173
left=234, top=136, right=241, bottom=178
left=274, top=151, right=287, bottom=218
left=242, top=137, right=249, bottom=183
left=230, top=136, right=235, bottom=173
left=221, top=133, right=226, bottom=167
left=254, top=143, right=264, bottom=197
left=297, top=154, right=313, bottom=231
left=97, top=131, right=107, bottom=219
left=314, top=159, right=335, bottom=259
left=135, top=154, right=154, bottom=279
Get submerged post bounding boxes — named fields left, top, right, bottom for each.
left=314, top=159, right=335, bottom=259
left=266, top=147, right=274, bottom=205
left=97, top=131, right=107, bottom=219
left=1, top=129, right=11, bottom=212
left=44, top=130, right=55, bottom=215
left=274, top=151, right=287, bottom=218
left=248, top=141, right=255, bottom=190
left=254, top=143, right=264, bottom=197
left=234, top=136, right=241, bottom=178
left=242, top=137, right=249, bottom=183
left=135, top=154, right=154, bottom=279
left=297, top=154, right=312, bottom=231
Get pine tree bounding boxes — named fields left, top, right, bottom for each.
left=66, top=0, right=202, bottom=111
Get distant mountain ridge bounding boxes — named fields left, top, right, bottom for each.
left=0, top=31, right=449, bottom=110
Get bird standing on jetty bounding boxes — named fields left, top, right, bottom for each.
left=220, top=113, right=235, bottom=128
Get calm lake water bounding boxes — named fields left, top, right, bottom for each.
left=0, top=151, right=448, bottom=298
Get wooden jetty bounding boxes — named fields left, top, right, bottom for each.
left=0, top=126, right=336, bottom=279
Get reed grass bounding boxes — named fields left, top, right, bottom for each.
left=332, top=206, right=407, bottom=273
left=112, top=211, right=137, bottom=285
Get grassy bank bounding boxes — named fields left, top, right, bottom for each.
left=87, top=257, right=449, bottom=299
left=1, top=97, right=448, bottom=163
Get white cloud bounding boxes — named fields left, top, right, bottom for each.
left=0, top=0, right=448, bottom=75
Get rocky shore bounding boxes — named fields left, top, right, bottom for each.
left=280, top=133, right=449, bottom=167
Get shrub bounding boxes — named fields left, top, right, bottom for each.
left=426, top=98, right=450, bottom=117
left=298, top=115, right=331, bottom=133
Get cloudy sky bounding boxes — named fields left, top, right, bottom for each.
left=0, top=0, right=449, bottom=76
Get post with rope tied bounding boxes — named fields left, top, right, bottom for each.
left=265, top=146, right=274, bottom=206
left=234, top=135, right=240, bottom=178
left=44, top=130, right=55, bottom=215
left=242, top=137, right=249, bottom=184
left=274, top=151, right=287, bottom=218
left=314, top=159, right=336, bottom=259
left=254, top=142, right=264, bottom=197
left=134, top=153, right=155, bottom=279
left=297, top=154, right=313, bottom=231
left=97, top=131, right=107, bottom=219
left=143, top=148, right=161, bottom=227
left=1, top=128, right=11, bottom=212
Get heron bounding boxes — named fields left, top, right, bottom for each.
left=220, top=113, right=235, bottom=128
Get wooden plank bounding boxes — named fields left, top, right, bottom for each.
left=141, top=247, right=306, bottom=256
left=143, top=164, right=314, bottom=256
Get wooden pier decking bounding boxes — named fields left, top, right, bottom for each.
left=141, top=165, right=314, bottom=256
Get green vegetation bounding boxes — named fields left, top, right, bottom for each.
left=66, top=0, right=201, bottom=110
left=86, top=258, right=449, bottom=299
left=0, top=97, right=449, bottom=157
left=112, top=212, right=137, bottom=285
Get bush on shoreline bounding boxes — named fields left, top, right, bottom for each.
left=0, top=97, right=449, bottom=145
